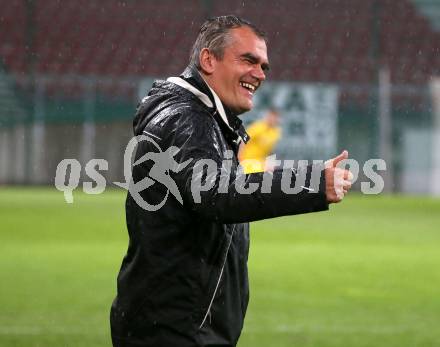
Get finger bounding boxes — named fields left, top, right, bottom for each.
left=335, top=187, right=344, bottom=199
left=343, top=180, right=352, bottom=189
left=331, top=150, right=348, bottom=167
left=333, top=167, right=346, bottom=181
left=343, top=170, right=353, bottom=180
left=329, top=189, right=344, bottom=203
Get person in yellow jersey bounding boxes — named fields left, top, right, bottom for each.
left=239, top=108, right=281, bottom=173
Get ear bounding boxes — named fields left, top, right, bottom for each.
left=199, top=48, right=216, bottom=74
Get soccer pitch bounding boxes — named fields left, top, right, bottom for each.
left=0, top=188, right=439, bottom=347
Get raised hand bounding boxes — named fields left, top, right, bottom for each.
left=324, top=150, right=353, bottom=203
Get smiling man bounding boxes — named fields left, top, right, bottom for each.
left=111, top=15, right=352, bottom=347
left=195, top=25, right=269, bottom=113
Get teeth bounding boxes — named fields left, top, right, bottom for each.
left=240, top=82, right=256, bottom=92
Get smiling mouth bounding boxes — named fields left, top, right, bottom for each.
left=240, top=81, right=258, bottom=94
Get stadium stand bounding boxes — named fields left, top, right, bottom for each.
left=0, top=0, right=27, bottom=73
left=1, top=0, right=438, bottom=86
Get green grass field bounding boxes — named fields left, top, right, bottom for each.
left=1, top=187, right=439, bottom=347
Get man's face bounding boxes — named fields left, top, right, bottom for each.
left=207, top=27, right=269, bottom=114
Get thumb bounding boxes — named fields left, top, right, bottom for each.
left=331, top=150, right=348, bottom=167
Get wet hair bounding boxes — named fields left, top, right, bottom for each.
left=189, top=15, right=267, bottom=70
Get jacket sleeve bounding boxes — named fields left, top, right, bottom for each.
left=148, top=110, right=329, bottom=223
left=185, top=165, right=329, bottom=224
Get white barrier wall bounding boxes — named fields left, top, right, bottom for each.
left=0, top=121, right=132, bottom=185
left=430, top=78, right=440, bottom=196
left=0, top=129, right=10, bottom=183
left=12, top=125, right=26, bottom=184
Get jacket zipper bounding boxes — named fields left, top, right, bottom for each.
left=198, top=227, right=235, bottom=330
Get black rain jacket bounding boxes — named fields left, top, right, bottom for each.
left=110, top=66, right=329, bottom=347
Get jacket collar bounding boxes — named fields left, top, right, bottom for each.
left=167, top=76, right=232, bottom=130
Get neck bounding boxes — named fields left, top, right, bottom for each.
left=199, top=70, right=241, bottom=118
left=199, top=71, right=217, bottom=96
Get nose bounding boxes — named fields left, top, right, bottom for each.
left=252, top=65, right=266, bottom=82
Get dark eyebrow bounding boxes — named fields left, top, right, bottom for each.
left=241, top=52, right=270, bottom=72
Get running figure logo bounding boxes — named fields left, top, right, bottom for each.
left=115, top=134, right=192, bottom=211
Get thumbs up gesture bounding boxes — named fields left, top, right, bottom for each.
left=324, top=150, right=353, bottom=203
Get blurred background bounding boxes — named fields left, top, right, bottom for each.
left=1, top=2, right=440, bottom=347
left=0, top=0, right=439, bottom=193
